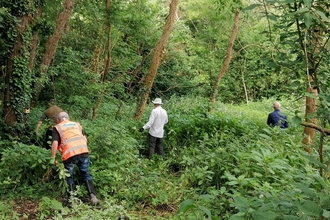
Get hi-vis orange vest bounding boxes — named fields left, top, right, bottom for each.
left=54, top=120, right=89, bottom=161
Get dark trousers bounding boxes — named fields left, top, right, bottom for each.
left=43, top=127, right=53, bottom=150
left=148, top=134, right=164, bottom=159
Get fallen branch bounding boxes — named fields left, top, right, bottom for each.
left=301, top=122, right=330, bottom=135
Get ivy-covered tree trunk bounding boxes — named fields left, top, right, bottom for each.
left=2, top=8, right=35, bottom=136
left=134, top=0, right=179, bottom=120
left=31, top=0, right=76, bottom=106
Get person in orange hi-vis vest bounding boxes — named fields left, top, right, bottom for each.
left=50, top=112, right=100, bottom=205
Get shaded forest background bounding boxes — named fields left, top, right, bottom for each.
left=1, top=0, right=330, bottom=219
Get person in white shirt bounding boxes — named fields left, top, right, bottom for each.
left=140, top=98, right=168, bottom=159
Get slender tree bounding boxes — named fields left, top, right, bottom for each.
left=134, top=0, right=179, bottom=120
left=209, top=9, right=240, bottom=112
left=31, top=0, right=76, bottom=106
left=92, top=0, right=113, bottom=119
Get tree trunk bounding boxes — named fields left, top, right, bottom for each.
left=302, top=79, right=317, bottom=147
left=29, top=7, right=42, bottom=71
left=3, top=15, right=32, bottom=128
left=92, top=0, right=112, bottom=119
left=241, top=58, right=248, bottom=105
left=134, top=0, right=179, bottom=120
left=31, top=0, right=76, bottom=107
left=302, top=27, right=322, bottom=152
left=209, top=9, right=240, bottom=112
left=91, top=24, right=106, bottom=81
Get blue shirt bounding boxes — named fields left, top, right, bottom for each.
left=267, top=110, right=289, bottom=129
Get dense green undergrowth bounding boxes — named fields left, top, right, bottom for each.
left=1, top=96, right=329, bottom=220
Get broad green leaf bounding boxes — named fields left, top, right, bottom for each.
left=303, top=155, right=328, bottom=170
left=258, top=133, right=271, bottom=139
left=323, top=210, right=330, bottom=218
left=304, top=12, right=312, bottom=28
left=298, top=201, right=321, bottom=217
left=282, top=215, right=300, bottom=220
left=291, top=116, right=302, bottom=126
left=303, top=0, right=312, bottom=8
left=228, top=214, right=246, bottom=220
left=315, top=10, right=330, bottom=22
left=231, top=196, right=249, bottom=209
left=51, top=199, right=63, bottom=210
left=292, top=183, right=316, bottom=198
left=243, top=4, right=262, bottom=11
left=228, top=181, right=238, bottom=185
left=178, top=199, right=196, bottom=213
left=197, top=205, right=212, bottom=219
left=291, top=80, right=301, bottom=87
left=198, top=194, right=215, bottom=201
left=321, top=197, right=330, bottom=209
left=250, top=200, right=263, bottom=208
left=253, top=211, right=278, bottom=220
left=294, top=7, right=309, bottom=14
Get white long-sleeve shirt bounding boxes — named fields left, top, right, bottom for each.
left=143, top=106, right=168, bottom=138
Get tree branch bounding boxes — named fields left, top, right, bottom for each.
left=301, top=122, right=330, bottom=135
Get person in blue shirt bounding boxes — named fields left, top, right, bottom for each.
left=267, top=101, right=289, bottom=129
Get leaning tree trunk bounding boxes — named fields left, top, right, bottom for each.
left=209, top=9, right=240, bottom=112
left=31, top=0, right=76, bottom=107
left=134, top=0, right=179, bottom=120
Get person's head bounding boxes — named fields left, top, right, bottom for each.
left=57, top=112, right=69, bottom=123
left=152, top=98, right=162, bottom=107
left=273, top=101, right=281, bottom=110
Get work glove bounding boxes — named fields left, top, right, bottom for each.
left=139, top=128, right=144, bottom=132
left=49, top=157, right=57, bottom=166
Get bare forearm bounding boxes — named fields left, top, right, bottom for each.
left=51, top=141, right=58, bottom=158
left=35, top=121, right=42, bottom=133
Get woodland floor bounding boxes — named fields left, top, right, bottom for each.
left=10, top=198, right=177, bottom=220
left=12, top=198, right=39, bottom=220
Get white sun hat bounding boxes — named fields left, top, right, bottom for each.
left=152, top=98, right=162, bottom=104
